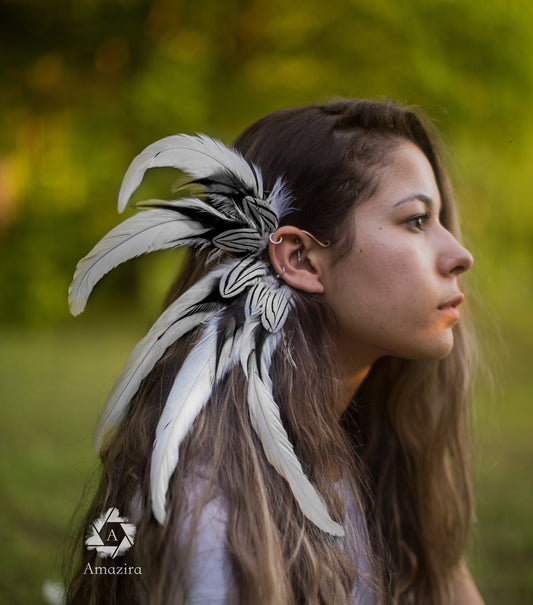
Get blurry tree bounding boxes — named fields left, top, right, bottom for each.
left=0, top=0, right=532, bottom=326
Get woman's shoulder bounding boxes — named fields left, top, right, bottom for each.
left=181, top=470, right=230, bottom=604
left=186, top=498, right=229, bottom=603
left=177, top=470, right=377, bottom=605
left=335, top=476, right=378, bottom=605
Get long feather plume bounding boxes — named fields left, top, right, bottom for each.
left=68, top=196, right=242, bottom=316
left=118, top=135, right=263, bottom=213
left=150, top=313, right=241, bottom=525
left=70, top=213, right=202, bottom=316
left=93, top=267, right=229, bottom=452
left=244, top=328, right=345, bottom=537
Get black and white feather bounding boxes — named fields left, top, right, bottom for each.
left=93, top=267, right=228, bottom=451
left=69, top=133, right=341, bottom=537
left=69, top=199, right=233, bottom=316
left=117, top=134, right=292, bottom=222
left=118, top=134, right=264, bottom=213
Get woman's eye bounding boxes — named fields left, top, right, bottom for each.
left=406, top=213, right=430, bottom=230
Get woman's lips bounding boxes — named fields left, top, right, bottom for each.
left=438, top=293, right=464, bottom=321
left=439, top=306, right=460, bottom=321
left=439, top=292, right=464, bottom=308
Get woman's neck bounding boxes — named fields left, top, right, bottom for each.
left=336, top=364, right=371, bottom=418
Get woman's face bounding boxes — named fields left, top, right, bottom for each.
left=322, top=141, right=473, bottom=369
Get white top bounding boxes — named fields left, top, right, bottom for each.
left=185, top=480, right=377, bottom=604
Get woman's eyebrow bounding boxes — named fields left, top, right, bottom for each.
left=393, top=193, right=433, bottom=209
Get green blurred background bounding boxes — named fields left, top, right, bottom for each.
left=1, top=1, right=532, bottom=603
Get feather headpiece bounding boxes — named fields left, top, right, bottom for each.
left=69, top=134, right=344, bottom=537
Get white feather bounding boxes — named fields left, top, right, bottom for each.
left=68, top=206, right=211, bottom=316
left=239, top=314, right=261, bottom=376
left=118, top=134, right=263, bottom=213
left=150, top=314, right=240, bottom=525
left=246, top=335, right=345, bottom=537
left=93, top=268, right=227, bottom=452
left=267, top=177, right=294, bottom=220
left=215, top=323, right=242, bottom=382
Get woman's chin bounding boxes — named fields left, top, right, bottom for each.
left=400, top=332, right=455, bottom=362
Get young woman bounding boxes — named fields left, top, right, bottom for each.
left=65, top=99, right=484, bottom=604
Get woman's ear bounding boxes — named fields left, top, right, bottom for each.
left=268, top=226, right=327, bottom=294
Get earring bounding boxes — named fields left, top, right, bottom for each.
left=300, top=230, right=330, bottom=248
left=269, top=233, right=283, bottom=245
left=297, top=249, right=302, bottom=263
left=276, top=265, right=286, bottom=279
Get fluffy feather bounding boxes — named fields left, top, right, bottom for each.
left=150, top=313, right=240, bottom=525
left=118, top=134, right=263, bottom=213
left=93, top=268, right=228, bottom=452
left=246, top=333, right=345, bottom=537
left=266, top=177, right=294, bottom=221
left=68, top=204, right=213, bottom=316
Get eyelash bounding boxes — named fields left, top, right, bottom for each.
left=406, top=212, right=431, bottom=231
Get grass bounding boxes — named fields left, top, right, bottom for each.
left=470, top=331, right=533, bottom=603
left=0, top=316, right=144, bottom=605
left=1, top=316, right=532, bottom=604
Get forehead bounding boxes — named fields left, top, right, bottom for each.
left=369, top=141, right=441, bottom=210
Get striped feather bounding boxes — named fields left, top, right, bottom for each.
left=244, top=279, right=292, bottom=333
left=219, top=256, right=266, bottom=298
left=245, top=282, right=269, bottom=319
left=261, top=285, right=291, bottom=333
left=212, top=228, right=264, bottom=254
left=241, top=196, right=278, bottom=232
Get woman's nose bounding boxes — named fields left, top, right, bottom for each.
left=438, top=233, right=474, bottom=277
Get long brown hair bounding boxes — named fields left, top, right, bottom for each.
left=65, top=99, right=476, bottom=604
